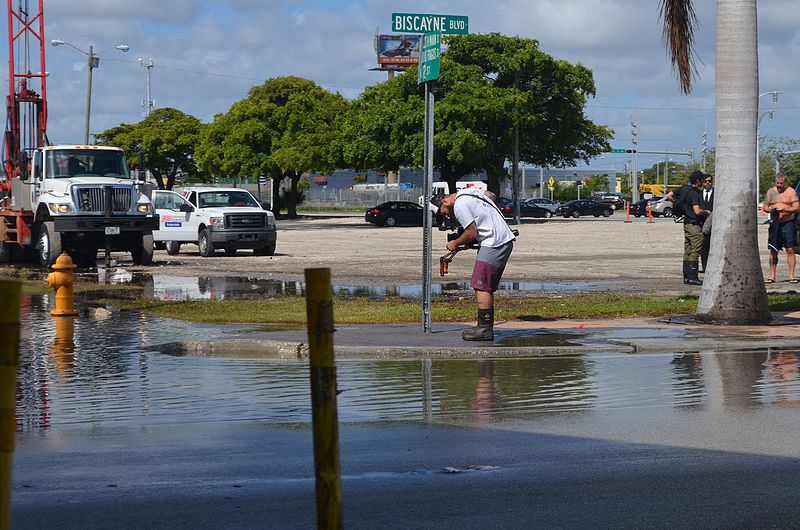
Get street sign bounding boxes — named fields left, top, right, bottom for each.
left=418, top=32, right=441, bottom=85
left=610, top=148, right=637, bottom=153
left=392, top=13, right=469, bottom=35
left=548, top=176, right=555, bottom=186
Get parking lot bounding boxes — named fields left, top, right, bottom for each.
left=83, top=213, right=766, bottom=294
left=3, top=212, right=781, bottom=294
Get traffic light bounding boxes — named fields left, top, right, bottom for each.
left=631, top=120, right=639, bottom=146
left=625, top=149, right=637, bottom=154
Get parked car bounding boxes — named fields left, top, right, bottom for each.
left=500, top=199, right=553, bottom=219
left=630, top=198, right=651, bottom=217
left=651, top=197, right=674, bottom=217
left=557, top=199, right=613, bottom=218
left=630, top=197, right=671, bottom=217
left=525, top=197, right=560, bottom=212
left=595, top=193, right=626, bottom=210
left=365, top=201, right=428, bottom=227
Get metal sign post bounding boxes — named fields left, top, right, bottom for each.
left=420, top=31, right=441, bottom=333
left=422, top=80, right=434, bottom=332
left=420, top=32, right=441, bottom=332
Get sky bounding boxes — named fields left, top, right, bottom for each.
left=5, top=0, right=800, bottom=173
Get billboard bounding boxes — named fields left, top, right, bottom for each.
left=376, top=34, right=421, bottom=66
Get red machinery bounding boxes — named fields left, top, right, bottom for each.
left=3, top=0, right=48, bottom=201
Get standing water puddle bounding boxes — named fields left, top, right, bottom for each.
left=15, top=294, right=800, bottom=432
left=80, top=272, right=617, bottom=301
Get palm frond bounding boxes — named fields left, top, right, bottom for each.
left=659, top=0, right=699, bottom=94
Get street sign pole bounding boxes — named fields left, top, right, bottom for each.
left=418, top=31, right=442, bottom=333
left=422, top=80, right=434, bottom=332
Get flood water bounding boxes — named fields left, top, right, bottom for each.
left=75, top=271, right=617, bottom=301
left=16, top=293, right=800, bottom=433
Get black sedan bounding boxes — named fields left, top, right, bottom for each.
left=500, top=199, right=553, bottom=219
left=557, top=199, right=613, bottom=218
left=365, top=201, right=428, bottom=227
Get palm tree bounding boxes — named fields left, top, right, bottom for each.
left=661, top=0, right=769, bottom=323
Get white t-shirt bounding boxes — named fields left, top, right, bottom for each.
left=452, top=188, right=515, bottom=248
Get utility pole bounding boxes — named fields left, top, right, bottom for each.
left=139, top=58, right=155, bottom=117
left=700, top=126, right=708, bottom=173
left=631, top=118, right=639, bottom=202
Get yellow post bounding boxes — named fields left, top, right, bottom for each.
left=0, top=281, right=21, bottom=530
left=305, top=268, right=342, bottom=530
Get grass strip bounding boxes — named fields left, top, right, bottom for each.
left=127, top=292, right=701, bottom=325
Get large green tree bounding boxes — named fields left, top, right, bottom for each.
left=342, top=34, right=612, bottom=195
left=662, top=0, right=769, bottom=323
left=197, top=76, right=347, bottom=217
left=438, top=33, right=612, bottom=195
left=96, top=107, right=203, bottom=190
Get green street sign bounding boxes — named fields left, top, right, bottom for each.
left=418, top=32, right=441, bottom=85
left=392, top=13, right=469, bottom=35
left=610, top=148, right=637, bottom=153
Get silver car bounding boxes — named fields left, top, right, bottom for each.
left=525, top=197, right=560, bottom=213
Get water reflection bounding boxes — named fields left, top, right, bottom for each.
left=78, top=272, right=616, bottom=301
left=16, top=295, right=800, bottom=432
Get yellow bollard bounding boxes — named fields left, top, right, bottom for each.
left=0, top=280, right=21, bottom=530
left=305, top=268, right=342, bottom=530
left=45, top=252, right=79, bottom=317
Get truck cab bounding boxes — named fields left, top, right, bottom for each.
left=3, top=145, right=158, bottom=266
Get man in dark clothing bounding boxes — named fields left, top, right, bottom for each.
left=667, top=171, right=710, bottom=285
left=699, top=174, right=714, bottom=272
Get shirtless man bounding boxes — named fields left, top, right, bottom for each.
left=762, top=173, right=800, bottom=283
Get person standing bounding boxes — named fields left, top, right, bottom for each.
left=699, top=174, right=714, bottom=272
left=762, top=173, right=800, bottom=283
left=433, top=188, right=515, bottom=341
left=667, top=171, right=710, bottom=285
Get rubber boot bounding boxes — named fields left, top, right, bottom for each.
left=686, top=261, right=702, bottom=285
left=682, top=261, right=692, bottom=284
left=462, top=308, right=494, bottom=341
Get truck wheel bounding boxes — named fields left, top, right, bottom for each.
left=74, top=250, right=97, bottom=268
left=0, top=242, right=13, bottom=263
left=165, top=241, right=182, bottom=255
left=198, top=229, right=215, bottom=257
left=132, top=233, right=154, bottom=265
left=36, top=221, right=62, bottom=267
left=254, top=242, right=276, bottom=256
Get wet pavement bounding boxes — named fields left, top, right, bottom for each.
left=13, top=291, right=800, bottom=528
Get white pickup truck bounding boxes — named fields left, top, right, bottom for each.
left=151, top=187, right=277, bottom=256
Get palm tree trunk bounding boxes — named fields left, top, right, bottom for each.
left=696, top=0, right=770, bottom=323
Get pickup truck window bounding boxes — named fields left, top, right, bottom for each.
left=154, top=191, right=190, bottom=211
left=198, top=191, right=259, bottom=208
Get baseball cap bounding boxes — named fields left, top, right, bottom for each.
left=429, top=191, right=445, bottom=215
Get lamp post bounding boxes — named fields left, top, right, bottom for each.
left=756, top=91, right=780, bottom=203
left=50, top=40, right=130, bottom=144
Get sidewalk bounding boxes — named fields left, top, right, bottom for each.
left=161, top=311, right=800, bottom=360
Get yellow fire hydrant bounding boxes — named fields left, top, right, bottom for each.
left=45, top=252, right=79, bottom=317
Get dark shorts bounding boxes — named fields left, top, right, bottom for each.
left=769, top=219, right=797, bottom=251
left=471, top=241, right=513, bottom=292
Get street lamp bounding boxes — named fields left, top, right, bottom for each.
left=756, top=91, right=780, bottom=203
left=50, top=39, right=130, bottom=144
